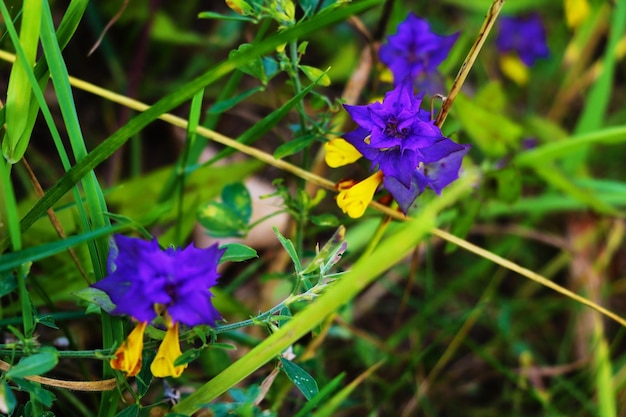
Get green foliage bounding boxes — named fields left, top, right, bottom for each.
left=1, top=0, right=626, bottom=416
left=197, top=182, right=253, bottom=237
left=280, top=357, right=319, bottom=400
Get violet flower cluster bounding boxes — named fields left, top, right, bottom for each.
left=325, top=13, right=468, bottom=217
left=496, top=14, right=549, bottom=67
left=334, top=79, right=469, bottom=215
left=379, top=12, right=458, bottom=90
left=93, top=234, right=225, bottom=378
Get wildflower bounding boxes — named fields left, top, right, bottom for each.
left=329, top=78, right=469, bottom=215
left=564, top=0, right=590, bottom=29
left=93, top=234, right=225, bottom=378
left=496, top=14, right=549, bottom=67
left=109, top=321, right=146, bottom=377
left=378, top=13, right=458, bottom=86
left=336, top=171, right=384, bottom=218
left=324, top=138, right=362, bottom=168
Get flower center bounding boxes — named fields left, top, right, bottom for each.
left=383, top=116, right=409, bottom=139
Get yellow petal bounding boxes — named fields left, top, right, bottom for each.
left=325, top=139, right=362, bottom=168
left=110, top=321, right=147, bottom=377
left=565, top=0, right=590, bottom=29
left=336, top=171, right=383, bottom=218
left=150, top=322, right=187, bottom=378
left=499, top=54, right=529, bottom=85
left=379, top=67, right=394, bottom=84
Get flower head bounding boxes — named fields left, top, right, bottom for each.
left=496, top=14, right=549, bottom=67
left=93, top=235, right=226, bottom=377
left=378, top=13, right=458, bottom=86
left=333, top=78, right=470, bottom=215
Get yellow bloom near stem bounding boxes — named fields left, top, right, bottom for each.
left=565, top=0, right=590, bottom=29
left=110, top=321, right=147, bottom=377
left=336, top=171, right=384, bottom=218
left=499, top=54, right=529, bottom=85
left=150, top=322, right=187, bottom=378
left=325, top=139, right=363, bottom=168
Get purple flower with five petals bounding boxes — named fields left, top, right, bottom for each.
left=93, top=234, right=225, bottom=327
left=379, top=13, right=458, bottom=86
left=496, top=14, right=549, bottom=66
left=342, top=78, right=470, bottom=213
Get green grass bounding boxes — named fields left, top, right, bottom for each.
left=1, top=0, right=626, bottom=416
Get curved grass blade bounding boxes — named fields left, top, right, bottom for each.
left=2, top=0, right=42, bottom=163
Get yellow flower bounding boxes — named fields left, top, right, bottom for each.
left=110, top=321, right=147, bottom=377
left=565, top=0, right=590, bottom=29
left=324, top=139, right=363, bottom=168
left=499, top=53, right=529, bottom=85
left=150, top=322, right=187, bottom=378
left=336, top=171, right=384, bottom=218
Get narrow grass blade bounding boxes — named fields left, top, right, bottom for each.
left=1, top=0, right=42, bottom=163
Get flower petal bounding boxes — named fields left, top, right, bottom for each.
left=324, top=138, right=363, bottom=168
left=150, top=322, right=187, bottom=378
left=336, top=171, right=384, bottom=218
left=110, top=321, right=147, bottom=377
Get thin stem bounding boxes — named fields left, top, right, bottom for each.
left=435, top=0, right=505, bottom=128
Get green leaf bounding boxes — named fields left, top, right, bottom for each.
left=222, top=183, right=253, bottom=223
left=280, top=358, right=319, bottom=400
left=0, top=223, right=124, bottom=273
left=197, top=202, right=248, bottom=237
left=113, top=405, right=139, bottom=417
left=220, top=243, right=258, bottom=263
left=0, top=380, right=17, bottom=414
left=293, top=372, right=345, bottom=417
left=229, top=44, right=267, bottom=82
left=309, top=213, right=339, bottom=227
left=299, top=65, right=331, bottom=86
left=208, top=86, right=265, bottom=114
left=7, top=348, right=59, bottom=378
left=197, top=182, right=253, bottom=238
left=174, top=349, right=201, bottom=367
left=136, top=350, right=156, bottom=398
left=1, top=0, right=42, bottom=163
left=73, top=287, right=116, bottom=313
left=35, top=315, right=59, bottom=330
left=198, top=11, right=258, bottom=23
left=12, top=378, right=55, bottom=407
left=274, top=134, right=317, bottom=159
left=273, top=227, right=302, bottom=275
left=0, top=270, right=17, bottom=297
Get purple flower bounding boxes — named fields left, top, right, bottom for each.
left=342, top=79, right=469, bottom=213
left=496, top=14, right=549, bottom=66
left=379, top=13, right=458, bottom=85
left=93, top=235, right=225, bottom=327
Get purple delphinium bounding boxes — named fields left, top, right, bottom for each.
left=343, top=78, right=470, bottom=213
left=93, top=234, right=225, bottom=327
left=379, top=13, right=458, bottom=85
left=496, top=14, right=549, bottom=66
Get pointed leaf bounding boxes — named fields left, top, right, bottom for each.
left=7, top=348, right=59, bottom=378
left=280, top=358, right=319, bottom=400
left=220, top=243, right=258, bottom=263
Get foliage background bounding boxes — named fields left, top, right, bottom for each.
left=1, top=0, right=626, bottom=416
